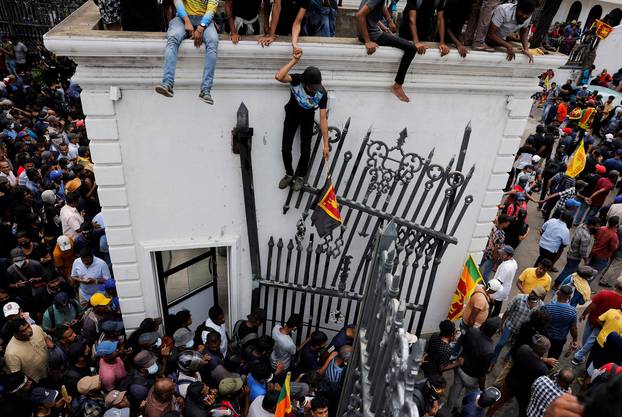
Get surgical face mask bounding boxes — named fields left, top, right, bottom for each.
left=146, top=363, right=159, bottom=375
left=14, top=260, right=25, bottom=268
left=153, top=337, right=162, bottom=348
left=185, top=340, right=194, bottom=349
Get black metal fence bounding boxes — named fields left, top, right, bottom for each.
left=0, top=0, right=86, bottom=44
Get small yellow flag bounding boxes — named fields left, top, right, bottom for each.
left=566, top=139, right=587, bottom=178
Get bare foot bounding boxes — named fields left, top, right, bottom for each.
left=391, top=84, right=410, bottom=102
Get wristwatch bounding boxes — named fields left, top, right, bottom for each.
left=200, top=23, right=207, bottom=29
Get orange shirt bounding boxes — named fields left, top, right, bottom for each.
left=556, top=102, right=568, bottom=123
left=53, top=241, right=76, bottom=279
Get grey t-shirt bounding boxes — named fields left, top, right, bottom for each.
left=247, top=396, right=274, bottom=417
left=490, top=3, right=531, bottom=39
left=359, top=0, right=386, bottom=41
left=270, top=325, right=297, bottom=369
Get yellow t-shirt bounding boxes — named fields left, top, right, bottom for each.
left=517, top=268, right=552, bottom=294
left=597, top=309, right=622, bottom=347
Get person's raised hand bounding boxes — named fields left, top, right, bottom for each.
left=293, top=44, right=303, bottom=56
left=415, top=42, right=427, bottom=54
left=365, top=41, right=378, bottom=55
left=293, top=49, right=303, bottom=61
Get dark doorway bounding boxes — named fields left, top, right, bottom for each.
left=585, top=5, right=603, bottom=29
left=566, top=1, right=582, bottom=23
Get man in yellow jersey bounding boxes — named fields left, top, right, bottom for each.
left=156, top=0, right=219, bottom=104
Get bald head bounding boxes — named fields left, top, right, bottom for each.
left=557, top=368, right=574, bottom=389
left=154, top=377, right=175, bottom=399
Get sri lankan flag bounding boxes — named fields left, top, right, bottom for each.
left=274, top=372, right=292, bottom=417
left=566, top=139, right=586, bottom=178
left=447, top=255, right=483, bottom=321
left=311, top=176, right=342, bottom=238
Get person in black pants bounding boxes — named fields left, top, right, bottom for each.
left=357, top=0, right=417, bottom=103
left=529, top=0, right=562, bottom=48
left=275, top=51, right=330, bottom=192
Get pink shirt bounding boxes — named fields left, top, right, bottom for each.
left=99, top=357, right=127, bottom=391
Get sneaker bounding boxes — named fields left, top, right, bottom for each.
left=199, top=90, right=214, bottom=105
left=292, top=177, right=304, bottom=192
left=278, top=175, right=293, bottom=189
left=155, top=84, right=174, bottom=97
left=571, top=357, right=584, bottom=366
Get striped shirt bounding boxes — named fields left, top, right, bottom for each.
left=541, top=301, right=577, bottom=341
left=174, top=0, right=218, bottom=26
left=527, top=376, right=565, bottom=417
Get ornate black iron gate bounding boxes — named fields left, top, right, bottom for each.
left=255, top=115, right=475, bottom=340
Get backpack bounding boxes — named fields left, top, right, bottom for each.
left=209, top=401, right=241, bottom=417
left=194, top=322, right=219, bottom=347
left=47, top=299, right=80, bottom=330
left=230, top=320, right=258, bottom=354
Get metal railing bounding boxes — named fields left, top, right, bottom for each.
left=0, top=0, right=86, bottom=44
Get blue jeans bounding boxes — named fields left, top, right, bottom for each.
left=555, top=258, right=581, bottom=287
left=541, top=102, right=553, bottom=122
left=491, top=323, right=513, bottom=364
left=573, top=320, right=599, bottom=362
left=304, top=6, right=332, bottom=37
left=162, top=16, right=218, bottom=92
left=4, top=59, right=16, bottom=75
left=574, top=202, right=598, bottom=225
left=589, top=257, right=609, bottom=277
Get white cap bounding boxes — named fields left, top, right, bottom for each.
left=3, top=302, right=21, bottom=318
left=531, top=155, right=542, bottom=163
left=487, top=279, right=503, bottom=293
left=57, top=235, right=72, bottom=252
left=606, top=133, right=614, bottom=140
left=582, top=85, right=588, bottom=88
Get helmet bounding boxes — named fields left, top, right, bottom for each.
left=177, top=350, right=204, bottom=372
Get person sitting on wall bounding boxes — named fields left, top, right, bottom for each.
left=484, top=0, right=535, bottom=63
left=155, top=0, right=219, bottom=105
left=274, top=51, right=330, bottom=192
left=397, top=0, right=449, bottom=57
left=259, top=0, right=309, bottom=53
left=225, top=0, right=270, bottom=44
left=356, top=0, right=417, bottom=102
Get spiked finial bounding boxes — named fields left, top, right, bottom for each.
left=236, top=102, right=249, bottom=129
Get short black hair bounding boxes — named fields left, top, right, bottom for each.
left=206, top=331, right=221, bottom=343
left=208, top=305, right=224, bottom=321
left=65, top=191, right=80, bottom=205
left=9, top=317, right=28, bottom=336
left=481, top=316, right=501, bottom=337
left=262, top=390, right=280, bottom=411
left=311, top=396, right=329, bottom=411
left=538, top=258, right=553, bottom=269
left=439, top=320, right=455, bottom=337
left=587, top=216, right=602, bottom=227
left=79, top=247, right=93, bottom=259
left=608, top=216, right=619, bottom=227
left=286, top=314, right=303, bottom=329
left=310, top=331, right=328, bottom=347
left=498, top=214, right=512, bottom=224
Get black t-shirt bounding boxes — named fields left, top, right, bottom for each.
left=298, top=343, right=322, bottom=374
left=287, top=74, right=328, bottom=111
left=461, top=327, right=494, bottom=378
left=504, top=219, right=529, bottom=248
left=120, top=0, right=162, bottom=32
left=443, top=0, right=469, bottom=38
left=5, top=260, right=45, bottom=298
left=276, top=0, right=311, bottom=36
left=233, top=0, right=263, bottom=20
left=398, top=0, right=445, bottom=42
left=421, top=333, right=451, bottom=377
left=506, top=345, right=548, bottom=395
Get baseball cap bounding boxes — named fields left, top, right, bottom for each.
left=90, top=293, right=112, bottom=307
left=582, top=84, right=588, bottom=88
left=218, top=378, right=243, bottom=396
left=49, top=169, right=63, bottom=181
left=138, top=331, right=159, bottom=346
left=173, top=328, right=194, bottom=347
left=515, top=192, right=526, bottom=201
left=96, top=340, right=118, bottom=356
left=596, top=164, right=607, bottom=174
left=31, top=387, right=59, bottom=404
left=53, top=292, right=70, bottom=306
left=606, top=133, right=614, bottom=140
left=478, top=387, right=502, bottom=408
left=10, top=247, right=25, bottom=262
left=104, top=390, right=127, bottom=408
left=615, top=195, right=622, bottom=204
left=57, top=235, right=72, bottom=252
left=77, top=375, right=102, bottom=395
left=487, top=279, right=502, bottom=292
left=301, top=66, right=322, bottom=94
left=564, top=199, right=581, bottom=209
left=531, top=155, right=542, bottom=164
left=529, top=286, right=547, bottom=300
left=133, top=350, right=157, bottom=369
left=577, top=265, right=597, bottom=278
left=100, top=320, right=124, bottom=334
left=41, top=189, right=56, bottom=204
left=499, top=245, right=514, bottom=256
left=532, top=335, right=551, bottom=356
left=104, top=409, right=130, bottom=417
left=3, top=301, right=20, bottom=318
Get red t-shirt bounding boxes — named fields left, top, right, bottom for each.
left=591, top=177, right=614, bottom=208
left=591, top=227, right=619, bottom=260
left=556, top=103, right=568, bottom=123
left=588, top=290, right=622, bottom=327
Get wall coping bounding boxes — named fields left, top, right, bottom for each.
left=44, top=1, right=567, bottom=94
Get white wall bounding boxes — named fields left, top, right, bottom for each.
left=553, top=0, right=622, bottom=25
left=44, top=2, right=567, bottom=333
left=594, top=24, right=622, bottom=72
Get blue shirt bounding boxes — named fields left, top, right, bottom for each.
left=541, top=301, right=577, bottom=341
left=461, top=390, right=485, bottom=417
left=539, top=218, right=570, bottom=253
left=247, top=374, right=266, bottom=403
left=603, top=158, right=622, bottom=173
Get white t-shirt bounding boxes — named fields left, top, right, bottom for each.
left=201, top=318, right=228, bottom=356
left=247, top=396, right=274, bottom=417
left=491, top=258, right=518, bottom=302
left=270, top=325, right=296, bottom=369
left=491, top=3, right=532, bottom=39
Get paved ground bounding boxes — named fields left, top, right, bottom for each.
left=441, top=117, right=622, bottom=416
